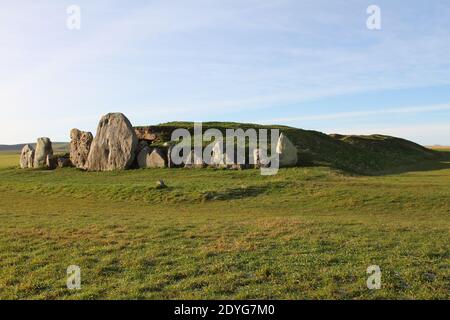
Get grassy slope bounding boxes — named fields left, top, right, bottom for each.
left=0, top=152, right=449, bottom=299
left=0, top=152, right=20, bottom=168
left=154, top=122, right=438, bottom=174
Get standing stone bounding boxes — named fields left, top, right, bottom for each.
left=253, top=148, right=270, bottom=169
left=137, top=147, right=167, bottom=168
left=276, top=133, right=298, bottom=167
left=70, top=129, right=93, bottom=169
left=210, top=141, right=225, bottom=167
left=136, top=141, right=149, bottom=155
left=184, top=150, right=204, bottom=168
left=210, top=141, right=234, bottom=168
left=20, top=145, right=35, bottom=168
left=137, top=146, right=151, bottom=168
left=164, top=142, right=177, bottom=168
left=86, top=113, right=138, bottom=171
left=167, top=145, right=175, bottom=168
left=46, top=154, right=58, bottom=170
left=33, top=137, right=53, bottom=168
left=148, top=148, right=166, bottom=168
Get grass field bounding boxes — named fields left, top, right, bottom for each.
left=0, top=151, right=449, bottom=299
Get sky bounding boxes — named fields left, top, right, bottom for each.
left=1, top=0, right=450, bottom=145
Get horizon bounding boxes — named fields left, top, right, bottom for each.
left=1, top=118, right=449, bottom=147
left=1, top=1, right=450, bottom=145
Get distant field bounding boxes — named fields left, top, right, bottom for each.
left=0, top=151, right=449, bottom=299
left=0, top=143, right=69, bottom=154
left=429, top=146, right=450, bottom=151
left=0, top=152, right=21, bottom=168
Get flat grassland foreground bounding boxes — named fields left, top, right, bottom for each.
left=0, top=151, right=449, bottom=299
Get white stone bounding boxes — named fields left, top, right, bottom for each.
left=276, top=133, right=298, bottom=167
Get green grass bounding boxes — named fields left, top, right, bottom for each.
left=0, top=152, right=449, bottom=299
left=0, top=151, right=22, bottom=168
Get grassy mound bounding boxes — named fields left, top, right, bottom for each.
left=149, top=122, right=438, bottom=175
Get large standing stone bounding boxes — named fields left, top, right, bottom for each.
left=137, top=147, right=167, bottom=168
left=20, top=145, right=35, bottom=168
left=276, top=133, right=298, bottom=167
left=70, top=129, right=93, bottom=169
left=33, top=137, right=53, bottom=168
left=86, top=113, right=138, bottom=171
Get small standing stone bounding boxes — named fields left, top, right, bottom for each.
left=137, top=147, right=167, bottom=168
left=20, top=144, right=35, bottom=169
left=46, top=154, right=58, bottom=170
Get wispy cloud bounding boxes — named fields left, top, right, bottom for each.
left=264, top=104, right=450, bottom=123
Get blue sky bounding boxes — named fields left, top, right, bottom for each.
left=1, top=0, right=450, bottom=144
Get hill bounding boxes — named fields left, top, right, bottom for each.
left=0, top=143, right=69, bottom=154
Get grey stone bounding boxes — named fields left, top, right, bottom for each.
left=33, top=137, right=53, bottom=168
left=57, top=156, right=72, bottom=168
left=137, top=146, right=151, bottom=168
left=209, top=141, right=234, bottom=167
left=136, top=140, right=149, bottom=155
left=46, top=154, right=58, bottom=170
left=184, top=150, right=204, bottom=168
left=137, top=147, right=167, bottom=168
left=20, top=144, right=34, bottom=169
left=210, top=141, right=224, bottom=166
left=86, top=113, right=138, bottom=171
left=148, top=148, right=166, bottom=168
left=70, top=128, right=93, bottom=169
left=276, top=133, right=298, bottom=167
left=252, top=148, right=271, bottom=169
